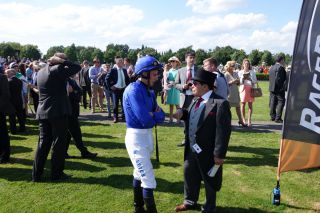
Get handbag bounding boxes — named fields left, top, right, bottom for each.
left=251, top=82, right=263, bottom=97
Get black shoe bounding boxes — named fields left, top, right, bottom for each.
left=51, top=172, right=72, bottom=181
left=275, top=119, right=283, bottom=123
left=134, top=206, right=147, bottom=213
left=0, top=158, right=10, bottom=164
left=65, top=153, right=76, bottom=159
left=270, top=118, right=275, bottom=121
left=32, top=176, right=41, bottom=182
left=177, top=140, right=185, bottom=147
left=81, top=151, right=97, bottom=159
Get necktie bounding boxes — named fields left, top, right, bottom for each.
left=187, top=69, right=192, bottom=82
left=118, top=69, right=124, bottom=87
left=195, top=97, right=203, bottom=110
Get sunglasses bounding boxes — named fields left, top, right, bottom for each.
left=193, top=81, right=202, bottom=86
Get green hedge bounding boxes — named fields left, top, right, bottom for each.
left=256, top=73, right=269, bottom=81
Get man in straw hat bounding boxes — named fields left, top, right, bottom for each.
left=32, top=53, right=81, bottom=182
left=173, top=68, right=231, bottom=212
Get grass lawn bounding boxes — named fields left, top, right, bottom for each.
left=0, top=81, right=319, bottom=212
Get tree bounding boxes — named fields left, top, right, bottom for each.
left=92, top=48, right=104, bottom=63
left=78, top=48, right=93, bottom=63
left=127, top=49, right=140, bottom=65
left=45, top=46, right=65, bottom=59
left=20, top=44, right=41, bottom=60
left=248, top=49, right=262, bottom=66
left=195, top=48, right=208, bottom=65
left=104, top=44, right=117, bottom=63
left=139, top=47, right=160, bottom=58
left=0, top=42, right=16, bottom=57
left=175, top=46, right=193, bottom=63
left=209, top=46, right=236, bottom=65
left=159, top=49, right=173, bottom=63
left=64, top=43, right=78, bottom=62
left=261, top=50, right=274, bottom=66
left=231, top=49, right=247, bottom=64
left=285, top=53, right=292, bottom=65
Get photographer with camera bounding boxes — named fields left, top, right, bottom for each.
left=175, top=51, right=198, bottom=146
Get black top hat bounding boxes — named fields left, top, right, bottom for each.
left=192, top=68, right=216, bottom=87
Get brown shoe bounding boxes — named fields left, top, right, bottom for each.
left=175, top=204, right=199, bottom=212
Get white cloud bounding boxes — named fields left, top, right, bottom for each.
left=186, top=0, right=247, bottom=14
left=280, top=21, right=298, bottom=33
left=0, top=2, right=297, bottom=55
left=0, top=2, right=144, bottom=53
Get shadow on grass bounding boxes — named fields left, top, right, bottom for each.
left=158, top=122, right=184, bottom=127
left=232, top=123, right=282, bottom=133
left=65, top=160, right=105, bottom=172
left=11, top=145, right=33, bottom=155
left=79, top=114, right=111, bottom=126
left=66, top=174, right=184, bottom=194
left=9, top=157, right=33, bottom=166
left=82, top=133, right=115, bottom=139
left=91, top=156, right=181, bottom=168
left=10, top=135, right=27, bottom=140
left=0, top=168, right=32, bottom=181
left=299, top=167, right=320, bottom=173
left=92, top=156, right=131, bottom=167
left=216, top=207, right=268, bottom=212
left=226, top=146, right=278, bottom=167
left=2, top=156, right=104, bottom=174
left=85, top=141, right=125, bottom=149
left=151, top=159, right=181, bottom=168
left=282, top=203, right=318, bottom=212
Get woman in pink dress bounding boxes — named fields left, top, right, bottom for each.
left=238, top=59, right=257, bottom=127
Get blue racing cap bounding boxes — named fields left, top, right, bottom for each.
left=134, top=56, right=162, bottom=76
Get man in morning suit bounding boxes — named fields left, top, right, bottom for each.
left=32, top=53, right=81, bottom=182
left=105, top=56, right=130, bottom=123
left=269, top=55, right=287, bottom=123
left=173, top=68, right=231, bottom=212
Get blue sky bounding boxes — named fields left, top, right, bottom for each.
left=0, top=0, right=303, bottom=55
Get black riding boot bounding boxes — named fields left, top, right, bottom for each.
left=144, top=197, right=157, bottom=213
left=134, top=186, right=146, bottom=213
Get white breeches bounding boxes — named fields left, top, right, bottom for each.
left=125, top=128, right=156, bottom=189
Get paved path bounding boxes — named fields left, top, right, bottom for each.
left=79, top=112, right=283, bottom=133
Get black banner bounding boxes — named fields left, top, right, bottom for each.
left=283, top=0, right=320, bottom=145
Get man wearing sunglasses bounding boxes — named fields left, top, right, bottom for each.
left=174, top=68, right=231, bottom=213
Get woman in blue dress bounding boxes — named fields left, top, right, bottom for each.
left=166, top=56, right=181, bottom=123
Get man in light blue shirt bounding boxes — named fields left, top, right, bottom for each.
left=203, top=57, right=229, bottom=99
left=89, top=58, right=104, bottom=113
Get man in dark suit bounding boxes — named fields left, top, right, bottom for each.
left=32, top=53, right=81, bottom=182
left=65, top=77, right=97, bottom=159
left=105, top=56, right=130, bottom=123
left=0, top=73, right=15, bottom=164
left=78, top=60, right=92, bottom=110
left=6, top=69, right=25, bottom=134
left=30, top=62, right=40, bottom=112
left=174, top=69, right=231, bottom=212
left=269, top=55, right=287, bottom=123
